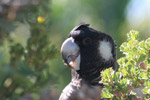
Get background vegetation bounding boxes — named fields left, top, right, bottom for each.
left=101, top=31, right=150, bottom=99
left=0, top=0, right=150, bottom=99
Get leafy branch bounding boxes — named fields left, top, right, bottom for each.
left=100, top=30, right=150, bottom=99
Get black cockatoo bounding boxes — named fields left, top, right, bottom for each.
left=59, top=23, right=116, bottom=100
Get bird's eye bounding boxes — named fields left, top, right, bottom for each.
left=82, top=37, right=92, bottom=45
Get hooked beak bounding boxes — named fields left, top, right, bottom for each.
left=61, top=37, right=80, bottom=70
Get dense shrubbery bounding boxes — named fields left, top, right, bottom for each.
left=100, top=30, right=150, bottom=99
left=0, top=32, right=57, bottom=100
left=0, top=0, right=149, bottom=100
left=0, top=0, right=59, bottom=100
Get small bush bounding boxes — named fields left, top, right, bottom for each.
left=100, top=30, right=150, bottom=99
left=0, top=1, right=58, bottom=99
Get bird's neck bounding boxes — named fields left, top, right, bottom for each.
left=71, top=70, right=101, bottom=87
left=71, top=69, right=101, bottom=86
left=77, top=67, right=101, bottom=86
left=71, top=70, right=80, bottom=81
left=71, top=70, right=82, bottom=88
left=76, top=59, right=116, bottom=86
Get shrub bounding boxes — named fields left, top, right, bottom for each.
left=100, top=30, right=150, bottom=99
left=0, top=0, right=58, bottom=99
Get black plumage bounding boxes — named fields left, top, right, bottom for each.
left=59, top=23, right=116, bottom=100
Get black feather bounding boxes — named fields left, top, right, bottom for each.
left=59, top=23, right=116, bottom=100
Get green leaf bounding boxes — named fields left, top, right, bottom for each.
left=100, top=30, right=150, bottom=99
left=127, top=30, right=139, bottom=41
left=101, top=88, right=113, bottom=98
left=142, top=88, right=150, bottom=94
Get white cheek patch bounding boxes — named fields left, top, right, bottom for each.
left=99, top=40, right=112, bottom=61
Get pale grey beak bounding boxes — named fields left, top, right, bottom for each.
left=61, top=37, right=80, bottom=70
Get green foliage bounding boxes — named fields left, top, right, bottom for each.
left=100, top=30, right=150, bottom=99
left=0, top=0, right=58, bottom=100
left=0, top=33, right=58, bottom=100
left=1, top=0, right=148, bottom=99
left=0, top=0, right=51, bottom=43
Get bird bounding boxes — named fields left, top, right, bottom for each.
left=59, top=23, right=117, bottom=100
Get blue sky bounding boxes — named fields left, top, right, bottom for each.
left=126, top=0, right=150, bottom=25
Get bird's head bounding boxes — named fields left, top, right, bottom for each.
left=61, top=23, right=116, bottom=84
